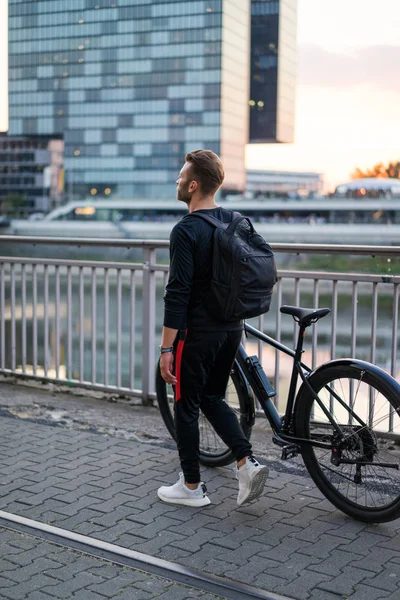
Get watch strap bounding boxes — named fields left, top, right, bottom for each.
left=160, top=346, right=174, bottom=354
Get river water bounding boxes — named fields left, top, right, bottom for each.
left=1, top=260, right=399, bottom=407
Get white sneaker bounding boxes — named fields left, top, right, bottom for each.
left=157, top=473, right=211, bottom=507
left=236, top=456, right=269, bottom=506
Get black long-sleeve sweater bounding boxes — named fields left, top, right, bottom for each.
left=163, top=207, right=242, bottom=331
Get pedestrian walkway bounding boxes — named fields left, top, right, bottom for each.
left=0, top=381, right=400, bottom=600
left=0, top=528, right=225, bottom=600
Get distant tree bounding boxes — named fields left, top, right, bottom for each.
left=2, top=194, right=26, bottom=217
left=351, top=161, right=400, bottom=180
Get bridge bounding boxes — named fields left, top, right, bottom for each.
left=0, top=236, right=400, bottom=600
left=0, top=236, right=398, bottom=404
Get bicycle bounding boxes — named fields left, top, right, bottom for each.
left=156, top=305, right=400, bottom=523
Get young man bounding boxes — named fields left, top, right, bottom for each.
left=158, top=150, right=268, bottom=508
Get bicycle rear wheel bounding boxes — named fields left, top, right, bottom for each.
left=295, top=361, right=400, bottom=523
left=155, top=359, right=254, bottom=467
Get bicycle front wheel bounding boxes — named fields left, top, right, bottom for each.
left=295, top=362, right=400, bottom=523
left=155, top=359, right=254, bottom=467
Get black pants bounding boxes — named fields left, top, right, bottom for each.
left=174, top=328, right=252, bottom=484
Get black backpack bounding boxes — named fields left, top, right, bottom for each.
left=192, top=211, right=278, bottom=321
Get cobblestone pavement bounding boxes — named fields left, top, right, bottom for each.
left=0, top=528, right=225, bottom=600
left=1, top=381, right=400, bottom=600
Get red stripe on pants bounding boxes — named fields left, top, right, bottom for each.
left=174, top=338, right=185, bottom=402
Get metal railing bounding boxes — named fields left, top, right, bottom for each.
left=0, top=236, right=399, bottom=409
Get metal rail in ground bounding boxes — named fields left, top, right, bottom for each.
left=0, top=510, right=294, bottom=600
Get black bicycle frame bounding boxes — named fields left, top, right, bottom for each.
left=237, top=322, right=340, bottom=451
left=236, top=323, right=307, bottom=434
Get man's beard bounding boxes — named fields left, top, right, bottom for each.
left=177, top=185, right=192, bottom=205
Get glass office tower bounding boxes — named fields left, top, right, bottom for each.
left=7, top=0, right=250, bottom=199
left=249, top=0, right=297, bottom=143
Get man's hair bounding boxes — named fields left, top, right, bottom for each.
left=185, top=149, right=225, bottom=195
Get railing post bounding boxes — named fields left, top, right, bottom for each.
left=142, top=247, right=157, bottom=405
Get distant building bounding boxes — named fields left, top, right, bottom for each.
left=249, top=0, right=297, bottom=143
left=335, top=178, right=400, bottom=199
left=0, top=136, right=64, bottom=215
left=246, top=169, right=323, bottom=198
left=8, top=0, right=250, bottom=199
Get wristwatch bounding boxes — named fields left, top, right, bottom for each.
left=159, top=346, right=174, bottom=354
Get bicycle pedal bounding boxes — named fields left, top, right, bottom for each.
left=281, top=444, right=300, bottom=460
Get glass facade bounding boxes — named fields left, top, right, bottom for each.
left=249, top=0, right=297, bottom=143
left=0, top=136, right=64, bottom=212
left=8, top=0, right=250, bottom=199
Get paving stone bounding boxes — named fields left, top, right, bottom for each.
left=297, top=533, right=351, bottom=559
left=345, top=584, right=391, bottom=600
left=91, top=518, right=147, bottom=543
left=380, top=536, right=400, bottom=552
left=320, top=519, right=372, bottom=540
left=261, top=552, right=322, bottom=581
left=260, top=537, right=315, bottom=563
left=175, top=545, right=226, bottom=571
left=309, top=590, right=355, bottom=600
left=47, top=495, right=104, bottom=517
left=150, top=585, right=203, bottom=600
left=130, top=515, right=187, bottom=541
left=213, top=540, right=272, bottom=564
left=250, top=522, right=302, bottom=546
left=278, top=505, right=329, bottom=527
left=90, top=505, right=141, bottom=527
left=5, top=543, right=52, bottom=567
left=351, top=547, right=400, bottom=574
left=1, top=398, right=400, bottom=600
left=89, top=572, right=148, bottom=597
left=20, top=477, right=68, bottom=495
left=154, top=545, right=193, bottom=562
left=25, top=593, right=58, bottom=600
left=104, top=586, right=155, bottom=600
left=3, top=556, right=64, bottom=583
left=364, top=563, right=400, bottom=593
left=125, top=503, right=184, bottom=526
left=318, top=565, right=375, bottom=595
left=376, top=592, right=400, bottom=600
left=249, top=571, right=290, bottom=593
left=55, top=508, right=106, bottom=531
left=207, top=524, right=263, bottom=550
left=88, top=493, right=141, bottom=514
left=3, top=499, right=70, bottom=522
left=308, top=549, right=360, bottom=576
left=274, top=570, right=333, bottom=600
left=1, top=573, right=59, bottom=599
left=127, top=530, right=186, bottom=555
left=0, top=575, right=19, bottom=589
left=337, top=532, right=392, bottom=556
left=41, top=571, right=105, bottom=598
left=0, top=489, right=36, bottom=507
left=44, top=555, right=107, bottom=582
left=71, top=591, right=107, bottom=600
left=290, top=518, right=336, bottom=543
left=223, top=555, right=281, bottom=580
left=6, top=534, right=39, bottom=550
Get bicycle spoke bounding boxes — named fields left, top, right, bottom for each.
left=303, top=368, right=400, bottom=513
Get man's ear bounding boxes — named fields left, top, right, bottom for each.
left=189, top=180, right=198, bottom=193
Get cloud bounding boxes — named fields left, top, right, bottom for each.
left=298, top=44, right=400, bottom=93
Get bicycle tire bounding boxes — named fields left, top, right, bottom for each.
left=155, top=359, right=254, bottom=467
left=294, top=361, right=400, bottom=523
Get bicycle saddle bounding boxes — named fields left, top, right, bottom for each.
left=280, top=305, right=331, bottom=327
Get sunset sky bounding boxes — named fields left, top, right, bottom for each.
left=1, top=0, right=399, bottom=192
left=247, top=0, right=400, bottom=191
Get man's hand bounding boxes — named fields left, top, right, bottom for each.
left=160, top=351, right=177, bottom=385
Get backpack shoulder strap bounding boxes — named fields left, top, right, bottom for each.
left=190, top=210, right=242, bottom=229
